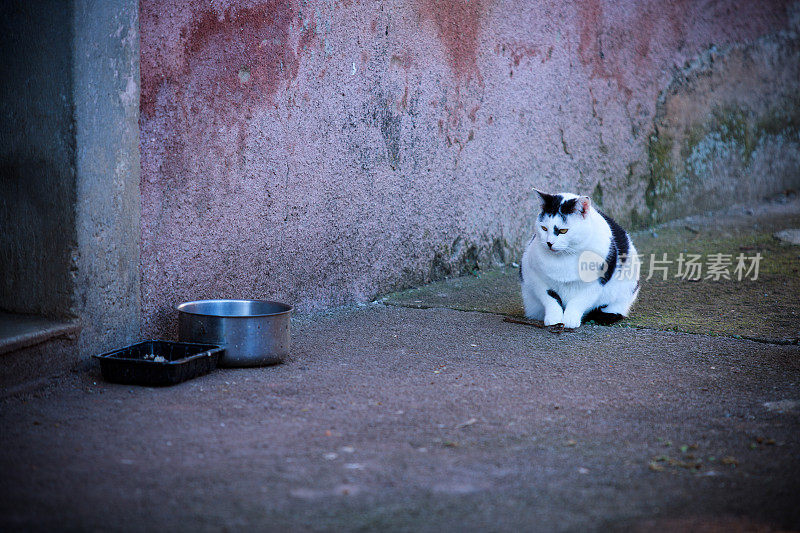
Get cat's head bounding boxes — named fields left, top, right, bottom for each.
left=534, top=189, right=592, bottom=253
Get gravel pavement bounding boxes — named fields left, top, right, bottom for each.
left=1, top=304, right=798, bottom=531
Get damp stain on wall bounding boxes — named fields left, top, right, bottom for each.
left=416, top=0, right=488, bottom=82
left=141, top=0, right=313, bottom=118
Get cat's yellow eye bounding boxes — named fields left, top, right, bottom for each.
left=541, top=225, right=547, bottom=231
left=557, top=228, right=569, bottom=235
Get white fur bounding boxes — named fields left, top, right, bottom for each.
left=520, top=192, right=640, bottom=329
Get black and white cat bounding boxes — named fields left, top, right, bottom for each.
left=520, top=190, right=640, bottom=329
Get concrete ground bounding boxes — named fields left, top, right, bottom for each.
left=1, top=198, right=799, bottom=532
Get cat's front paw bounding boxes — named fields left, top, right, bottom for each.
left=543, top=311, right=563, bottom=327
left=562, top=312, right=582, bottom=330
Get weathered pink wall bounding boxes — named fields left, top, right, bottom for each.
left=140, top=0, right=794, bottom=334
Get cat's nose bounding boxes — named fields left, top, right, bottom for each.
left=547, top=241, right=554, bottom=249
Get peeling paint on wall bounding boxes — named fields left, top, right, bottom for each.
left=139, top=0, right=798, bottom=336
left=416, top=0, right=487, bottom=82
left=141, top=0, right=312, bottom=118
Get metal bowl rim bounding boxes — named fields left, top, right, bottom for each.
left=176, top=299, right=293, bottom=318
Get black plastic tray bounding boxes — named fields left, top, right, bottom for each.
left=93, top=340, right=224, bottom=386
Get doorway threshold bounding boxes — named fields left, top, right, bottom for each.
left=0, top=312, right=81, bottom=355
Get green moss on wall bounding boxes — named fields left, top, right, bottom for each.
left=645, top=97, right=800, bottom=225
left=712, top=106, right=755, bottom=163
left=592, top=182, right=604, bottom=209
left=644, top=130, right=677, bottom=221
left=755, top=96, right=800, bottom=137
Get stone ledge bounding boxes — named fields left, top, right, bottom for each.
left=0, top=313, right=81, bottom=356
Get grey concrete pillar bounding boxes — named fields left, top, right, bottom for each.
left=73, top=0, right=141, bottom=355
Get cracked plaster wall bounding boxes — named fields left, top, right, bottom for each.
left=140, top=0, right=799, bottom=334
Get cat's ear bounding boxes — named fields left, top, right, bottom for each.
left=533, top=188, right=550, bottom=206
left=577, top=196, right=591, bottom=218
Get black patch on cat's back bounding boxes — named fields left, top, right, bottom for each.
left=600, top=245, right=617, bottom=285
left=597, top=210, right=631, bottom=285
left=546, top=289, right=564, bottom=310
left=599, top=210, right=630, bottom=261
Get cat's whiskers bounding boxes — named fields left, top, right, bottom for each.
left=556, top=245, right=579, bottom=255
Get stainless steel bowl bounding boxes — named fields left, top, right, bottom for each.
left=177, top=299, right=292, bottom=367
